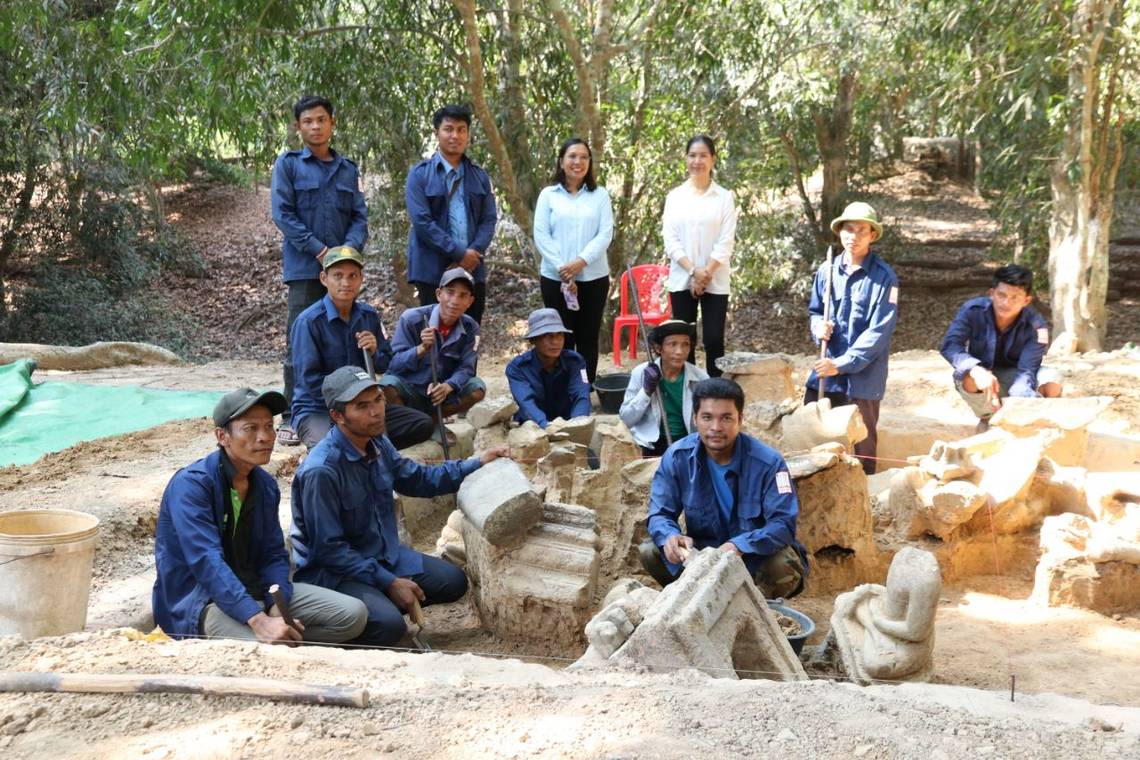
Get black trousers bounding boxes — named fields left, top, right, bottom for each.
left=803, top=386, right=881, bottom=475
left=294, top=406, right=434, bottom=451
left=283, top=279, right=327, bottom=423
left=415, top=280, right=486, bottom=325
left=669, top=290, right=728, bottom=377
left=540, top=275, right=610, bottom=384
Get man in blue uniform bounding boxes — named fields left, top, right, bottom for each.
left=805, top=202, right=899, bottom=475
left=153, top=388, right=366, bottom=644
left=289, top=245, right=433, bottom=450
left=290, top=366, right=507, bottom=646
left=940, top=264, right=1062, bottom=429
left=506, top=308, right=592, bottom=428
left=640, top=378, right=808, bottom=599
left=271, top=95, right=369, bottom=445
left=382, top=268, right=486, bottom=419
left=404, top=104, right=498, bottom=324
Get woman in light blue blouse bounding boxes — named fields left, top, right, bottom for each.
left=533, top=137, right=614, bottom=384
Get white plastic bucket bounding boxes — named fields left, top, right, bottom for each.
left=0, top=509, right=100, bottom=638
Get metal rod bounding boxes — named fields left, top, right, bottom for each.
left=624, top=258, right=673, bottom=447
left=422, top=316, right=452, bottom=460
left=818, top=244, right=836, bottom=397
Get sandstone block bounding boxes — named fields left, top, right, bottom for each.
left=991, top=396, right=1111, bottom=466
left=546, top=416, right=595, bottom=446
left=458, top=458, right=543, bottom=547
left=717, top=352, right=797, bottom=404
left=507, top=421, right=550, bottom=479
left=466, top=395, right=519, bottom=429
left=781, top=397, right=868, bottom=454
left=1032, top=512, right=1140, bottom=614
left=445, top=419, right=476, bottom=459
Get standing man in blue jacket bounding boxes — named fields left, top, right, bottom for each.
left=152, top=388, right=366, bottom=644
left=805, top=202, right=899, bottom=475
left=640, top=378, right=808, bottom=599
left=271, top=95, right=369, bottom=446
left=289, top=245, right=434, bottom=450
left=291, top=367, right=507, bottom=646
left=405, top=104, right=497, bottom=324
left=506, top=308, right=592, bottom=428
left=940, top=264, right=1062, bottom=430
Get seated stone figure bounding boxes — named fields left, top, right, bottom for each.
left=828, top=546, right=941, bottom=683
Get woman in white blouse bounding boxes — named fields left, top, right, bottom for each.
left=532, top=138, right=614, bottom=383
left=661, top=135, right=738, bottom=377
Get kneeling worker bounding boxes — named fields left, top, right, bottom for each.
left=506, top=308, right=592, bottom=428
left=619, top=319, right=708, bottom=457
left=640, top=378, right=809, bottom=598
left=382, top=268, right=486, bottom=419
left=153, top=388, right=367, bottom=644
left=291, top=366, right=507, bottom=646
left=940, top=264, right=1062, bottom=430
left=290, top=245, right=434, bottom=449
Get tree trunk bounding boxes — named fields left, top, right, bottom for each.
left=813, top=71, right=858, bottom=249
left=0, top=147, right=39, bottom=317
left=1047, top=0, right=1123, bottom=354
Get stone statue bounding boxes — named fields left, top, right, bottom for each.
left=826, top=546, right=941, bottom=684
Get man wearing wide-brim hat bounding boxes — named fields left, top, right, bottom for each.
left=619, top=319, right=709, bottom=457
left=804, top=202, right=899, bottom=475
left=505, top=308, right=592, bottom=428
left=153, top=388, right=367, bottom=645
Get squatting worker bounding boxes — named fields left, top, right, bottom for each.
left=506, top=308, right=592, bottom=428
left=290, top=366, right=508, bottom=646
left=382, top=268, right=487, bottom=419
left=662, top=134, right=738, bottom=377
left=405, top=104, right=497, bottom=324
left=805, top=201, right=899, bottom=476
left=152, top=388, right=367, bottom=644
left=640, top=378, right=809, bottom=599
left=289, top=245, right=434, bottom=450
left=619, top=319, right=709, bottom=458
left=271, top=95, right=369, bottom=446
left=940, top=264, right=1062, bottom=431
left=532, top=137, right=613, bottom=383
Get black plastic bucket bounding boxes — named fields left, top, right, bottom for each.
left=594, top=373, right=631, bottom=414
left=767, top=600, right=815, bottom=655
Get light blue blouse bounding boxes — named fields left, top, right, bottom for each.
left=532, top=183, right=614, bottom=282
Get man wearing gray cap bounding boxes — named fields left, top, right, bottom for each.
left=505, top=308, right=592, bottom=428
left=152, top=388, right=367, bottom=645
left=290, top=366, right=507, bottom=646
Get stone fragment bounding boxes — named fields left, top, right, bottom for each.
left=457, top=458, right=544, bottom=547
left=393, top=440, right=456, bottom=547
left=826, top=546, right=941, bottom=684
left=919, top=440, right=977, bottom=481
left=593, top=419, right=641, bottom=471
left=572, top=579, right=661, bottom=666
left=716, top=352, right=797, bottom=404
left=781, top=397, right=868, bottom=454
left=534, top=444, right=586, bottom=504
left=605, top=548, right=807, bottom=680
left=445, top=419, right=476, bottom=459
left=463, top=502, right=600, bottom=646
left=473, top=424, right=509, bottom=456
left=435, top=509, right=467, bottom=567
left=466, top=395, right=519, bottom=429
left=1031, top=512, right=1140, bottom=614
left=991, top=396, right=1111, bottom=466
left=507, top=421, right=550, bottom=479
left=546, top=416, right=595, bottom=446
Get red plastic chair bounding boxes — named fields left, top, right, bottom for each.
left=612, top=264, right=672, bottom=367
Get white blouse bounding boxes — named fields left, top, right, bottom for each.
left=661, top=179, right=738, bottom=295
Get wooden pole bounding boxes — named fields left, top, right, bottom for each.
left=0, top=672, right=370, bottom=709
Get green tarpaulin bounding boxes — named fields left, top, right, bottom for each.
left=0, top=360, right=223, bottom=467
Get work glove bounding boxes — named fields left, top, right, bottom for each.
left=642, top=363, right=662, bottom=394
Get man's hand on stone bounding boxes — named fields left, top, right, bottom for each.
left=356, top=331, right=378, bottom=354
left=387, top=577, right=425, bottom=614
left=663, top=534, right=694, bottom=564
left=718, top=541, right=742, bottom=556
left=478, top=446, right=510, bottom=465
left=248, top=611, right=304, bottom=646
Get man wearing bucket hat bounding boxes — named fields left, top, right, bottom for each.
left=289, top=245, right=434, bottom=450
left=619, top=319, right=708, bottom=457
left=505, top=308, right=592, bottom=428
left=153, top=388, right=368, bottom=645
left=382, top=267, right=486, bottom=419
left=805, top=201, right=899, bottom=475
left=290, top=366, right=508, bottom=646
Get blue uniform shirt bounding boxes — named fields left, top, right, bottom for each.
left=806, top=251, right=899, bottom=400
left=270, top=147, right=369, bottom=282
left=290, top=425, right=481, bottom=591
left=940, top=296, right=1050, bottom=397
left=152, top=449, right=292, bottom=638
left=388, top=304, right=480, bottom=393
left=505, top=348, right=592, bottom=428
left=648, top=432, right=809, bottom=579
left=289, top=295, right=394, bottom=424
left=405, top=153, right=497, bottom=285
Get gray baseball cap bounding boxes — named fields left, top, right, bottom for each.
left=213, top=388, right=287, bottom=428
left=439, top=267, right=476, bottom=291
left=525, top=308, right=571, bottom=339
left=321, top=366, right=380, bottom=409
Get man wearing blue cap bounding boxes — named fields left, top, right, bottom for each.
left=506, top=308, right=592, bottom=428
left=153, top=387, right=367, bottom=645
left=291, top=366, right=507, bottom=646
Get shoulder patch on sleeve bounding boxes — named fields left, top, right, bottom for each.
left=776, top=471, right=792, bottom=494
left=1037, top=327, right=1049, bottom=345
left=889, top=286, right=899, bottom=305
left=473, top=335, right=481, bottom=353
left=581, top=368, right=589, bottom=384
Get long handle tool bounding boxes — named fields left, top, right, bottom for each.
left=422, top=316, right=452, bottom=460
left=624, top=258, right=673, bottom=448
left=818, top=244, right=837, bottom=396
